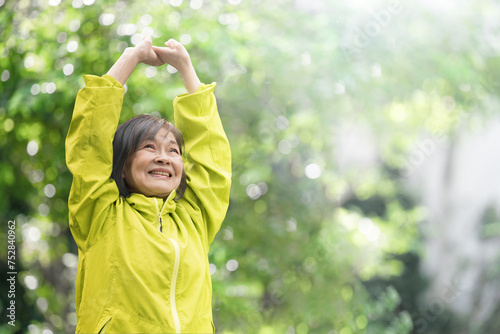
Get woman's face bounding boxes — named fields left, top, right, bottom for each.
left=122, top=127, right=184, bottom=198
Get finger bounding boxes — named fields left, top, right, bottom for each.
left=143, top=34, right=152, bottom=43
left=152, top=46, right=173, bottom=55
left=151, top=46, right=163, bottom=54
left=165, top=38, right=177, bottom=48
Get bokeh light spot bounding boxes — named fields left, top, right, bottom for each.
left=24, top=225, right=42, bottom=243
left=276, top=115, right=289, bottom=130
left=222, top=227, right=233, bottom=240
left=28, top=169, right=44, bottom=183
left=226, top=259, right=239, bottom=271
left=142, top=27, right=154, bottom=38
left=24, top=56, right=34, bottom=69
left=27, top=141, right=39, bottom=156
left=116, top=41, right=128, bottom=53
left=62, top=253, right=78, bottom=268
left=99, top=13, right=115, bottom=26
left=4, top=118, right=14, bottom=132
left=63, top=64, right=74, bottom=76
left=356, top=315, right=368, bottom=329
left=145, top=66, right=158, bottom=78
left=36, top=297, right=49, bottom=313
left=358, top=218, right=381, bottom=242
left=246, top=183, right=261, bottom=200
left=168, top=12, right=181, bottom=23
left=69, top=19, right=81, bottom=32
left=24, top=275, right=39, bottom=290
left=31, top=84, right=40, bottom=95
left=219, top=13, right=240, bottom=29
left=304, top=163, right=321, bottom=179
left=117, top=24, right=137, bottom=36
left=46, top=82, right=56, bottom=94
left=190, top=0, right=202, bottom=9
left=180, top=34, right=192, bottom=45
left=38, top=203, right=50, bottom=217
left=167, top=65, right=178, bottom=74
left=67, top=41, right=79, bottom=53
left=140, top=14, right=153, bottom=26
left=278, top=139, right=292, bottom=155
left=57, top=32, right=67, bottom=43
left=1, top=70, right=10, bottom=81
left=130, top=34, right=143, bottom=45
left=44, top=184, right=56, bottom=198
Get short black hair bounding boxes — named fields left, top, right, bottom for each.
left=111, top=114, right=187, bottom=200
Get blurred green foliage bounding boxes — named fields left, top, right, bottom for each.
left=1, top=0, right=499, bottom=333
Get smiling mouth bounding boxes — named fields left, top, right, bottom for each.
left=149, top=171, right=172, bottom=177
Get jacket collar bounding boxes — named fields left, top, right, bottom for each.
left=125, top=190, right=177, bottom=222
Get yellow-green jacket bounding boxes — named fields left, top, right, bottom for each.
left=65, top=75, right=231, bottom=333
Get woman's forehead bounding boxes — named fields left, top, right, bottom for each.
left=150, top=127, right=179, bottom=144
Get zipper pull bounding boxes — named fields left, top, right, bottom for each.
left=159, top=215, right=163, bottom=233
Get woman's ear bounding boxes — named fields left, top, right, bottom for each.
left=122, top=159, right=130, bottom=179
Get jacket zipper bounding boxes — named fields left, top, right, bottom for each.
left=99, top=319, right=111, bottom=333
left=168, top=237, right=181, bottom=333
left=154, top=198, right=163, bottom=232
left=154, top=198, right=181, bottom=333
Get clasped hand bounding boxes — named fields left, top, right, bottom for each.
left=133, top=35, right=191, bottom=72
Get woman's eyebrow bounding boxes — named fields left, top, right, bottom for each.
left=154, top=136, right=179, bottom=146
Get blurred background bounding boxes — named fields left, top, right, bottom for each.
left=1, top=0, right=500, bottom=333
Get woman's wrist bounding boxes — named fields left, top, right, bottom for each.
left=123, top=47, right=142, bottom=66
left=178, top=63, right=201, bottom=94
left=106, top=48, right=141, bottom=85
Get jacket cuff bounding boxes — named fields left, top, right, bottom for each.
left=175, top=82, right=216, bottom=99
left=82, top=74, right=124, bottom=89
left=195, top=82, right=216, bottom=94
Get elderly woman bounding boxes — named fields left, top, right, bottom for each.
left=65, top=36, right=231, bottom=333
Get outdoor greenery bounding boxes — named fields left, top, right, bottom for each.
left=1, top=0, right=499, bottom=333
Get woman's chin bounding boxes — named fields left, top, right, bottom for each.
left=146, top=189, right=173, bottom=198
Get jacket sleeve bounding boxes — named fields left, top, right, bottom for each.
left=65, top=75, right=124, bottom=250
left=173, top=83, right=232, bottom=245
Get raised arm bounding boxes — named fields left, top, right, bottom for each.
left=154, top=38, right=230, bottom=244
left=173, top=83, right=231, bottom=245
left=66, top=36, right=166, bottom=249
left=152, top=39, right=201, bottom=94
left=107, top=35, right=164, bottom=85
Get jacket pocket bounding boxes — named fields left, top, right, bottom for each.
left=97, top=317, right=112, bottom=334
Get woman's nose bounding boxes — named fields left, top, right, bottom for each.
left=155, top=153, right=170, bottom=164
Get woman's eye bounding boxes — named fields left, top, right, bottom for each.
left=170, top=148, right=179, bottom=154
left=144, top=144, right=154, bottom=149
